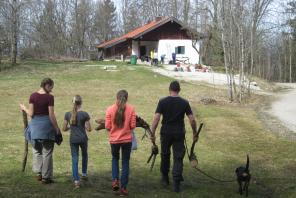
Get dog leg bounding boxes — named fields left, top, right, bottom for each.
left=243, top=181, right=247, bottom=191
left=245, top=182, right=249, bottom=197
left=238, top=180, right=243, bottom=195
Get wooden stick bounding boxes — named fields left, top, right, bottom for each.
left=190, top=123, right=203, bottom=157
left=22, top=110, right=28, bottom=172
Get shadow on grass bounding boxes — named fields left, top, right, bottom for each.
left=1, top=159, right=294, bottom=198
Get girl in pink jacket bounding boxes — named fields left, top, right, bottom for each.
left=105, top=90, right=136, bottom=196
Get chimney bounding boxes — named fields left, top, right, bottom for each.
left=155, top=16, right=162, bottom=21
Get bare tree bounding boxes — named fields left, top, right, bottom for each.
left=0, top=0, right=23, bottom=65
left=218, top=0, right=234, bottom=101
left=70, top=0, right=93, bottom=59
left=183, top=0, right=190, bottom=25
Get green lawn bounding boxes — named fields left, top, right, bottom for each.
left=0, top=60, right=295, bottom=198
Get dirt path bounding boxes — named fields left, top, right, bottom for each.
left=152, top=65, right=261, bottom=91
left=269, top=83, right=296, bottom=133
left=153, top=65, right=296, bottom=136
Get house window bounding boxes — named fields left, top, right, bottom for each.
left=175, top=46, right=185, bottom=54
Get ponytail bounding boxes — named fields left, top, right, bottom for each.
left=114, top=90, right=128, bottom=128
left=70, top=95, right=82, bottom=125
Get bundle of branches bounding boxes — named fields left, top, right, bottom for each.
left=95, top=115, right=153, bottom=139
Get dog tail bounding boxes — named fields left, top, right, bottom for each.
left=246, top=154, right=249, bottom=171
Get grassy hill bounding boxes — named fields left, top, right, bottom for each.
left=0, top=60, right=295, bottom=198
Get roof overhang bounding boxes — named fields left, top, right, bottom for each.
left=132, top=17, right=184, bottom=40
left=97, top=38, right=127, bottom=49
left=96, top=17, right=203, bottom=49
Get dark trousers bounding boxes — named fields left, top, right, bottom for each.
left=160, top=127, right=185, bottom=182
left=111, top=142, right=132, bottom=188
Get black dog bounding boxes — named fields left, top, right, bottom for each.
left=235, top=155, right=251, bottom=196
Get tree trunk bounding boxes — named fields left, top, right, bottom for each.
left=279, top=50, right=282, bottom=82
left=0, top=46, right=2, bottom=64
left=11, top=0, right=18, bottom=65
left=240, top=25, right=244, bottom=102
left=173, top=0, right=177, bottom=18
left=289, top=35, right=292, bottom=83
left=284, top=48, right=287, bottom=82
left=183, top=0, right=190, bottom=25
left=219, top=0, right=233, bottom=101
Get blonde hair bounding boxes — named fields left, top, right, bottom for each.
left=70, top=95, right=82, bottom=125
left=114, top=90, right=128, bottom=128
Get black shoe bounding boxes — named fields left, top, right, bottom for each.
left=161, top=174, right=169, bottom=186
left=41, top=178, right=54, bottom=184
left=173, top=180, right=180, bottom=193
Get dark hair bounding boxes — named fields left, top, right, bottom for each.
left=169, top=81, right=180, bottom=92
left=114, top=90, right=128, bottom=128
left=40, top=78, right=54, bottom=89
left=70, top=95, right=82, bottom=125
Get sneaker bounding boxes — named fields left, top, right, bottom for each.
left=120, top=187, right=128, bottom=196
left=74, top=180, right=80, bottom=189
left=173, top=180, right=180, bottom=193
left=161, top=174, right=169, bottom=186
left=112, top=179, right=119, bottom=191
left=41, top=178, right=54, bottom=184
left=36, top=173, right=42, bottom=181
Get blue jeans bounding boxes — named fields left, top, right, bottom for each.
left=111, top=142, right=132, bottom=188
left=70, top=142, right=88, bottom=181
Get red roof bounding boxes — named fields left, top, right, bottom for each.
left=97, top=17, right=175, bottom=49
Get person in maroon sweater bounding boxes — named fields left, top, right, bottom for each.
left=20, top=78, right=61, bottom=184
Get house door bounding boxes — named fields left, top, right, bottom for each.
left=140, top=46, right=146, bottom=57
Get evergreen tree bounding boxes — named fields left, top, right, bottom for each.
left=95, top=0, right=117, bottom=42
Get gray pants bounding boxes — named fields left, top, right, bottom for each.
left=32, top=140, right=54, bottom=179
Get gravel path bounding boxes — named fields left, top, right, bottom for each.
left=152, top=65, right=261, bottom=91
left=269, top=83, right=296, bottom=133
left=152, top=66, right=296, bottom=134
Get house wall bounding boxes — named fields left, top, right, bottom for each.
left=104, top=40, right=132, bottom=58
left=139, top=22, right=191, bottom=41
left=130, top=21, right=193, bottom=59
left=158, top=39, right=200, bottom=64
left=132, top=40, right=139, bottom=56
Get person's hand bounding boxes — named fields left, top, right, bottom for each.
left=56, top=128, right=61, bottom=134
left=19, top=104, right=26, bottom=111
left=193, top=135, right=199, bottom=142
left=55, top=131, right=63, bottom=145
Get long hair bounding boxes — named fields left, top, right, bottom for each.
left=114, top=90, right=128, bottom=128
left=70, top=95, right=82, bottom=125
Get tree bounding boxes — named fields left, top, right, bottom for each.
left=0, top=25, right=6, bottom=64
left=0, top=0, right=23, bottom=65
left=94, top=0, right=117, bottom=42
left=287, top=0, right=296, bottom=82
left=36, top=0, right=59, bottom=57
left=250, top=0, right=273, bottom=76
left=183, top=0, right=190, bottom=25
left=121, top=0, right=142, bottom=33
left=71, top=0, right=93, bottom=59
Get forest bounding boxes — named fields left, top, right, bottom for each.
left=0, top=0, right=295, bottom=85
